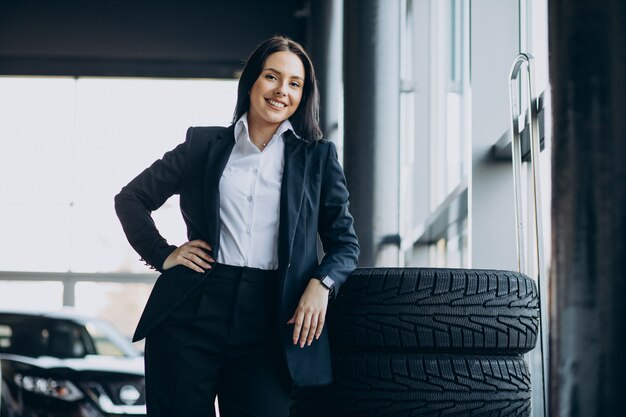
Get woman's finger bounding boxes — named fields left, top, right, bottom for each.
left=307, top=314, right=319, bottom=346
left=176, top=247, right=208, bottom=272
left=186, top=246, right=214, bottom=264
left=163, top=240, right=213, bottom=271
left=299, top=311, right=313, bottom=347
left=292, top=310, right=306, bottom=345
left=188, top=253, right=212, bottom=269
left=315, top=313, right=326, bottom=339
left=181, top=257, right=204, bottom=273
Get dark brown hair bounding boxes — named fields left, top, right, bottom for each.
left=232, top=35, right=323, bottom=141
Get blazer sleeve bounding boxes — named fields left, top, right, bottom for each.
left=114, top=126, right=193, bottom=272
left=313, top=141, right=360, bottom=300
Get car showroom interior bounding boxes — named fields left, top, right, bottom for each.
left=0, top=1, right=624, bottom=416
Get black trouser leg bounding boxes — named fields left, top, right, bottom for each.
left=144, top=263, right=292, bottom=417
left=145, top=329, right=219, bottom=417
left=216, top=344, right=291, bottom=417
left=216, top=265, right=292, bottom=417
left=144, top=283, right=224, bottom=417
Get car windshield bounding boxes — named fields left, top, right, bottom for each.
left=0, top=314, right=140, bottom=359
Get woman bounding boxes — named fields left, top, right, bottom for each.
left=115, top=36, right=359, bottom=417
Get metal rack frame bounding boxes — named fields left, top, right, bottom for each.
left=509, top=53, right=549, bottom=417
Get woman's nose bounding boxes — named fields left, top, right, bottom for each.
left=274, top=84, right=287, bottom=96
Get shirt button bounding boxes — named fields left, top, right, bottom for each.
left=245, top=228, right=251, bottom=234
left=247, top=195, right=253, bottom=202
left=252, top=168, right=258, bottom=174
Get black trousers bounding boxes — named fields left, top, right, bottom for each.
left=144, top=263, right=292, bottom=417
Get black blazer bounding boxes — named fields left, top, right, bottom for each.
left=114, top=125, right=359, bottom=387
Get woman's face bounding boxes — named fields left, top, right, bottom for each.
left=248, top=51, right=305, bottom=130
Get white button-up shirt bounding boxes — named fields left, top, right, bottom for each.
left=216, top=113, right=295, bottom=270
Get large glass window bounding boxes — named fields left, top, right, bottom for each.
left=0, top=76, right=237, bottom=274
left=0, top=76, right=237, bottom=340
left=428, top=0, right=469, bottom=210
left=0, top=281, right=64, bottom=310
left=400, top=0, right=470, bottom=268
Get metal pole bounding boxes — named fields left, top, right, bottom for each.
left=343, top=0, right=401, bottom=266
left=309, top=0, right=342, bottom=142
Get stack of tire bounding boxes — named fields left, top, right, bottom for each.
left=291, top=268, right=539, bottom=417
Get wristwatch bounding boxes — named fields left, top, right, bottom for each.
left=313, top=275, right=335, bottom=297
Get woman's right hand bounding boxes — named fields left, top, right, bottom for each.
left=162, top=240, right=214, bottom=273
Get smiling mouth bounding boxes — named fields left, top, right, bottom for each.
left=266, top=98, right=286, bottom=109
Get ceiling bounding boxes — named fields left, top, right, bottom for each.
left=0, top=0, right=309, bottom=78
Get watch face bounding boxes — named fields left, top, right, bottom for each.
left=321, top=276, right=335, bottom=289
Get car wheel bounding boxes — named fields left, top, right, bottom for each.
left=291, top=353, right=531, bottom=417
left=329, top=268, right=539, bottom=354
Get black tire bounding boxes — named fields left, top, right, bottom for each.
left=328, top=268, right=539, bottom=354
left=291, top=354, right=531, bottom=417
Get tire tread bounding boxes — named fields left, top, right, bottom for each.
left=329, top=268, right=539, bottom=354
left=292, top=354, right=531, bottom=417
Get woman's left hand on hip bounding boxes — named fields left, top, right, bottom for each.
left=287, top=279, right=330, bottom=348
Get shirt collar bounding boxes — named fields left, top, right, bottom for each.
left=234, top=113, right=299, bottom=143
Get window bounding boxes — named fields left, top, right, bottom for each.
left=0, top=76, right=237, bottom=274
left=0, top=76, right=237, bottom=341
left=400, top=0, right=470, bottom=267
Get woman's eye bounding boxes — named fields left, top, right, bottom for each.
left=290, top=81, right=301, bottom=88
left=265, top=74, right=277, bottom=81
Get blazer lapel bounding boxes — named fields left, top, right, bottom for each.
left=203, top=125, right=235, bottom=258
left=278, top=132, right=308, bottom=268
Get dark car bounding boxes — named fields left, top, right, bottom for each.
left=0, top=310, right=146, bottom=417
